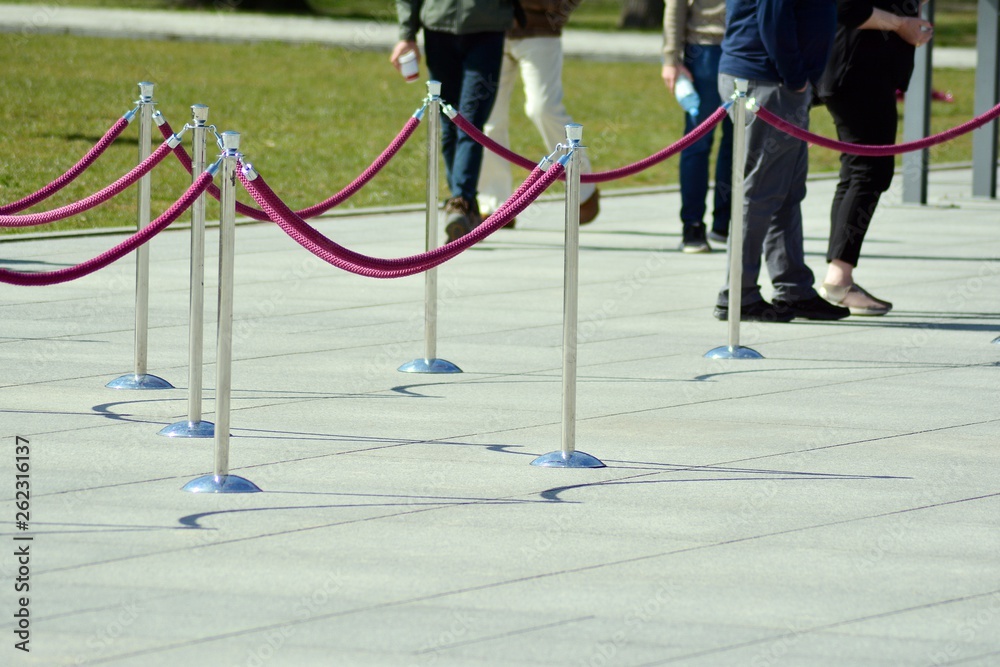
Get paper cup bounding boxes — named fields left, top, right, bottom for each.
left=398, top=50, right=419, bottom=83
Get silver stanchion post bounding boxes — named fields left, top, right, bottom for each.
left=161, top=104, right=215, bottom=438
left=705, top=79, right=763, bottom=360
left=399, top=80, right=462, bottom=374
left=183, top=131, right=260, bottom=494
left=108, top=82, right=175, bottom=389
left=532, top=124, right=604, bottom=468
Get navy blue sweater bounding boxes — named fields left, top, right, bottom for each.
left=719, top=0, right=837, bottom=91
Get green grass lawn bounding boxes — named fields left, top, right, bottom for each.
left=0, top=30, right=983, bottom=234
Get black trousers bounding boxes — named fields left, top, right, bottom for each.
left=824, top=83, right=899, bottom=267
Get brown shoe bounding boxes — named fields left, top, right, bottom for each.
left=443, top=197, right=481, bottom=243
left=579, top=188, right=600, bottom=225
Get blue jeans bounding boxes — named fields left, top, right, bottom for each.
left=424, top=30, right=505, bottom=204
left=679, top=44, right=732, bottom=236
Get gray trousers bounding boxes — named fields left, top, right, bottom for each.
left=717, top=74, right=817, bottom=307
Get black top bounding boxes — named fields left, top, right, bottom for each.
left=817, top=0, right=919, bottom=98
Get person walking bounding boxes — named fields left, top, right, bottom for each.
left=714, top=0, right=850, bottom=322
left=476, top=0, right=600, bottom=227
left=391, top=0, right=516, bottom=242
left=816, top=0, right=933, bottom=315
left=662, top=0, right=732, bottom=253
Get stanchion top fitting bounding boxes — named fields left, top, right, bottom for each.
left=733, top=78, right=749, bottom=97
left=221, top=130, right=240, bottom=154
left=426, top=80, right=442, bottom=98
left=564, top=123, right=583, bottom=145
left=191, top=104, right=209, bottom=126
left=138, top=81, right=154, bottom=103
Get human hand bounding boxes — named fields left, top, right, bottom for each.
left=897, top=17, right=933, bottom=47
left=661, top=63, right=692, bottom=94
left=390, top=41, right=420, bottom=70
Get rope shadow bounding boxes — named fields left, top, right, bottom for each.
left=176, top=494, right=554, bottom=530
left=538, top=469, right=905, bottom=502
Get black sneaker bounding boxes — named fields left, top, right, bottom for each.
left=708, top=229, right=728, bottom=244
left=444, top=197, right=482, bottom=243
left=679, top=222, right=711, bottom=254
left=772, top=295, right=850, bottom=320
left=713, top=300, right=795, bottom=322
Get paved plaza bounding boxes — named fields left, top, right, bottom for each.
left=0, top=5, right=998, bottom=667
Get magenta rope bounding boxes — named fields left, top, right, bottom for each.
left=0, top=171, right=214, bottom=287
left=0, top=116, right=131, bottom=215
left=239, top=162, right=561, bottom=279
left=449, top=106, right=728, bottom=183
left=0, top=141, right=174, bottom=228
left=755, top=102, right=1000, bottom=156
left=159, top=116, right=421, bottom=221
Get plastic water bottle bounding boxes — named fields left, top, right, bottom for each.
left=674, top=74, right=700, bottom=118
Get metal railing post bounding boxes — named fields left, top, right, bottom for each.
left=183, top=131, right=260, bottom=494
left=706, top=80, right=763, bottom=360
left=399, top=81, right=462, bottom=374
left=107, top=82, right=174, bottom=389
left=160, top=104, right=215, bottom=437
left=532, top=124, right=604, bottom=468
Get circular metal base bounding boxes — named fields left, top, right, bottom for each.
left=106, top=373, right=175, bottom=390
left=704, top=345, right=764, bottom=360
left=181, top=474, right=261, bottom=494
left=530, top=450, right=606, bottom=468
left=397, top=358, right=462, bottom=374
left=158, top=420, right=215, bottom=438
left=992, top=336, right=1000, bottom=345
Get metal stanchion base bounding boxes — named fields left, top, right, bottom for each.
left=158, top=420, right=215, bottom=438
left=106, top=373, right=174, bottom=390
left=704, top=345, right=764, bottom=360
left=531, top=450, right=606, bottom=468
left=397, top=358, right=462, bottom=374
left=181, top=474, right=261, bottom=494
left=991, top=336, right=1000, bottom=345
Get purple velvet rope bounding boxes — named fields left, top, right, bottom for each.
left=0, top=141, right=175, bottom=228
left=755, top=102, right=1000, bottom=156
left=448, top=106, right=728, bottom=183
left=0, top=171, right=214, bottom=286
left=0, top=116, right=131, bottom=215
left=160, top=116, right=421, bottom=221
left=239, top=162, right=561, bottom=279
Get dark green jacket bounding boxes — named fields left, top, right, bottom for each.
left=397, top=0, right=516, bottom=41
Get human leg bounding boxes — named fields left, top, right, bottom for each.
left=820, top=84, right=896, bottom=313
left=518, top=36, right=598, bottom=220
left=477, top=42, right=519, bottom=216
left=448, top=32, right=505, bottom=204
left=423, top=30, right=465, bottom=192
left=712, top=110, right=733, bottom=239
left=679, top=45, right=721, bottom=232
left=716, top=75, right=790, bottom=308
